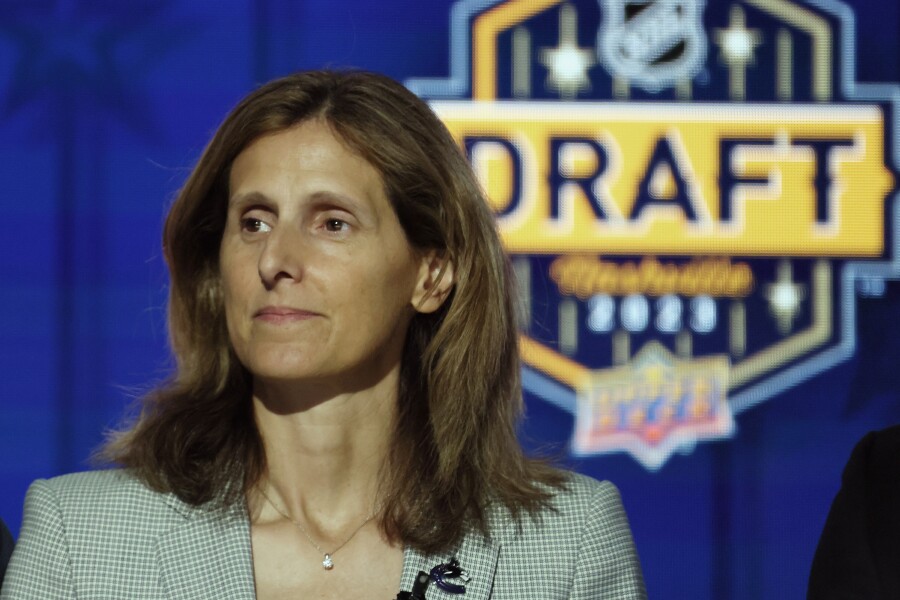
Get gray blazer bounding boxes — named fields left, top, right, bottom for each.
left=1, top=470, right=646, bottom=599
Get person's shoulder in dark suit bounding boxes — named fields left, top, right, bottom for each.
left=808, top=424, right=900, bottom=599
left=1, top=517, right=14, bottom=587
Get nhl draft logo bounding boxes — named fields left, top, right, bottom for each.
left=599, top=0, right=707, bottom=91
left=408, top=0, right=898, bottom=469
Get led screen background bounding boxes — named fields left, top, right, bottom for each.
left=0, top=1, right=897, bottom=597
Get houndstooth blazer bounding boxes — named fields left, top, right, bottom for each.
left=1, top=470, right=646, bottom=599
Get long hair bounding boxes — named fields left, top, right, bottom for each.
left=102, top=70, right=565, bottom=553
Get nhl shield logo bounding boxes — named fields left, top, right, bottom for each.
left=599, top=0, right=706, bottom=91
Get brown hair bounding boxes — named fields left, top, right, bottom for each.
left=102, top=70, right=565, bottom=553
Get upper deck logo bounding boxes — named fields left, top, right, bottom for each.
left=599, top=0, right=707, bottom=91
left=407, top=0, right=898, bottom=469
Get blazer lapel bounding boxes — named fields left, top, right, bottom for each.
left=400, top=531, right=500, bottom=600
left=156, top=498, right=256, bottom=600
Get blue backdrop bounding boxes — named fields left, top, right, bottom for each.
left=1, top=1, right=898, bottom=598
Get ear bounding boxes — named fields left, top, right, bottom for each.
left=411, top=251, right=455, bottom=314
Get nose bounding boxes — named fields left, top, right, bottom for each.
left=257, top=226, right=304, bottom=289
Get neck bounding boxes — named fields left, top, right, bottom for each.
left=249, top=368, right=399, bottom=525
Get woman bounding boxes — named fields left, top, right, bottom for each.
left=2, top=70, right=645, bottom=599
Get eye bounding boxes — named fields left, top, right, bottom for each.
left=324, top=218, right=349, bottom=233
left=241, top=217, right=272, bottom=234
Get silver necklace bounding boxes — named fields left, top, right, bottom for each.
left=259, top=485, right=378, bottom=570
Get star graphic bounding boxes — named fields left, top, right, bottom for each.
left=539, top=3, right=596, bottom=99
left=540, top=42, right=597, bottom=98
left=718, top=24, right=760, bottom=63
left=713, top=5, right=762, bottom=100
left=764, top=259, right=807, bottom=334
left=0, top=0, right=193, bottom=137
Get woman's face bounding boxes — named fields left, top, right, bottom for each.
left=219, top=119, right=430, bottom=389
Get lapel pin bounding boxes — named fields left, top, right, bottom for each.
left=430, top=557, right=470, bottom=594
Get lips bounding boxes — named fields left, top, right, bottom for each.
left=254, top=306, right=320, bottom=323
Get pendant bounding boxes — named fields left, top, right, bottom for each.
left=323, top=554, right=334, bottom=570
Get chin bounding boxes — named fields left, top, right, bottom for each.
left=238, top=343, right=324, bottom=381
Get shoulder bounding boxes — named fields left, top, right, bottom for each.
left=548, top=471, right=626, bottom=515
left=838, top=425, right=900, bottom=498
left=28, top=469, right=178, bottom=518
left=21, top=469, right=190, bottom=547
left=2, top=470, right=191, bottom=599
left=491, top=472, right=629, bottom=544
left=855, top=425, right=900, bottom=472
left=808, top=425, right=900, bottom=599
left=0, top=517, right=13, bottom=584
left=486, top=472, right=646, bottom=599
left=848, top=426, right=900, bottom=537
left=34, top=468, right=156, bottom=500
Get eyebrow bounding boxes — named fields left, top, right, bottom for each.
left=227, top=190, right=380, bottom=225
left=306, top=190, right=366, bottom=211
left=228, top=190, right=269, bottom=209
left=308, top=190, right=380, bottom=226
